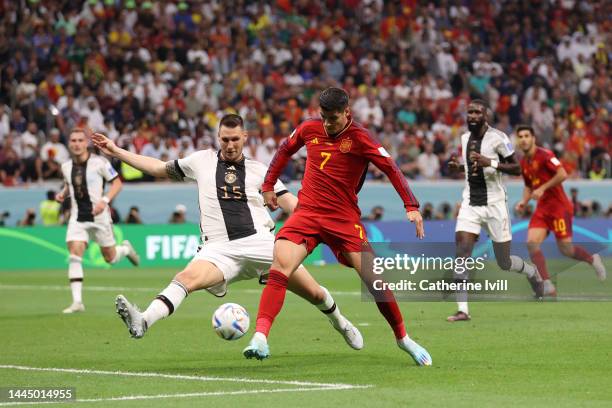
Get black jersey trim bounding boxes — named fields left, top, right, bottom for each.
left=466, top=134, right=487, bottom=206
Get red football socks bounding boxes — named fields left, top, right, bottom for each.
left=530, top=249, right=550, bottom=280
left=255, top=270, right=289, bottom=337
left=375, top=290, right=407, bottom=340
left=571, top=245, right=593, bottom=264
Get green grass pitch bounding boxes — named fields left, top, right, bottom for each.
left=1, top=261, right=611, bottom=407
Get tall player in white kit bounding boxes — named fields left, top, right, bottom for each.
left=446, top=100, right=543, bottom=322
left=91, top=114, right=363, bottom=350
left=57, top=129, right=140, bottom=314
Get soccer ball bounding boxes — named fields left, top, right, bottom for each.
left=212, top=303, right=250, bottom=340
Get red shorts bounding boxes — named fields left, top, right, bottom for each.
left=529, top=205, right=573, bottom=239
left=276, top=209, right=370, bottom=266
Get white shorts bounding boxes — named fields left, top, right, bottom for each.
left=66, top=220, right=116, bottom=248
left=193, top=233, right=274, bottom=297
left=455, top=200, right=512, bottom=242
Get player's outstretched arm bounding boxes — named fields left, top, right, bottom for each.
left=407, top=210, right=425, bottom=239
left=91, top=133, right=169, bottom=179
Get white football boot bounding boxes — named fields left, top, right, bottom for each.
left=115, top=295, right=147, bottom=338
left=62, top=302, right=85, bottom=314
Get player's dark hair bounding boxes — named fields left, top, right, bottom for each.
left=219, top=114, right=244, bottom=129
left=470, top=99, right=490, bottom=110
left=319, top=87, right=349, bottom=112
left=515, top=124, right=535, bottom=136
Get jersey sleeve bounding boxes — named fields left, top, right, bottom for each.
left=177, top=150, right=207, bottom=181
left=100, top=157, right=119, bottom=182
left=358, top=131, right=419, bottom=211
left=262, top=123, right=306, bottom=192
left=494, top=131, right=515, bottom=158
left=542, top=151, right=562, bottom=173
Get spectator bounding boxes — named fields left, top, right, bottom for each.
left=0, top=149, right=22, bottom=186
left=125, top=206, right=143, bottom=224
left=417, top=142, right=440, bottom=180
left=40, top=128, right=70, bottom=164
left=361, top=206, right=384, bottom=222
left=169, top=204, right=187, bottom=224
left=39, top=190, right=61, bottom=226
left=17, top=208, right=36, bottom=226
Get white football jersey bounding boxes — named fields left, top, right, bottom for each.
left=61, top=154, right=119, bottom=223
left=176, top=149, right=287, bottom=243
left=460, top=126, right=514, bottom=206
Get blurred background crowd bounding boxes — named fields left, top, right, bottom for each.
left=0, top=0, right=610, bottom=188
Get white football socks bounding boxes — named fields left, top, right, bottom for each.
left=316, top=286, right=346, bottom=329
left=110, top=243, right=130, bottom=264
left=68, top=255, right=83, bottom=304
left=142, top=280, right=188, bottom=328
left=510, top=255, right=536, bottom=277
left=457, top=301, right=469, bottom=314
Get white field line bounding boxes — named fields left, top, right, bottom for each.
left=0, top=284, right=362, bottom=296
left=0, top=386, right=364, bottom=406
left=0, top=365, right=371, bottom=406
left=0, top=365, right=369, bottom=389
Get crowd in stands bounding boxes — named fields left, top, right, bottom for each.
left=0, top=0, right=610, bottom=187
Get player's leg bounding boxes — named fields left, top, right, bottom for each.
left=450, top=202, right=484, bottom=321
left=116, top=260, right=224, bottom=338
left=287, top=265, right=363, bottom=350
left=492, top=240, right=543, bottom=298
left=526, top=227, right=555, bottom=296
left=64, top=240, right=87, bottom=313
left=244, top=239, right=309, bottom=360
left=448, top=231, right=478, bottom=321
left=343, top=250, right=431, bottom=365
left=487, top=202, right=543, bottom=298
left=97, top=223, right=139, bottom=266
left=557, top=237, right=607, bottom=281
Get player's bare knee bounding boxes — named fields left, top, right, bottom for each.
left=103, top=253, right=115, bottom=263
left=558, top=244, right=574, bottom=258
left=174, top=268, right=205, bottom=293
left=526, top=241, right=541, bottom=256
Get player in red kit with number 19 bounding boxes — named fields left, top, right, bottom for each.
left=242, top=87, right=431, bottom=366
left=516, top=125, right=606, bottom=296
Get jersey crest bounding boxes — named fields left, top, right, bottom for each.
left=339, top=138, right=352, bottom=153
left=225, top=171, right=237, bottom=184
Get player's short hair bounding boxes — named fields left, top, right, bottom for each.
left=319, top=87, right=349, bottom=112
left=69, top=128, right=87, bottom=138
left=219, top=114, right=244, bottom=129
left=515, top=124, right=535, bottom=136
left=469, top=99, right=490, bottom=110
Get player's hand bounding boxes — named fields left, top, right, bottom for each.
left=91, top=132, right=118, bottom=156
left=448, top=155, right=462, bottom=171
left=407, top=210, right=425, bottom=239
left=92, top=201, right=107, bottom=216
left=531, top=188, right=545, bottom=201
left=469, top=152, right=491, bottom=168
left=55, top=191, right=65, bottom=203
left=263, top=190, right=278, bottom=210
left=515, top=200, right=528, bottom=213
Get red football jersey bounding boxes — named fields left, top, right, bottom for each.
left=262, top=118, right=419, bottom=218
left=520, top=147, right=571, bottom=212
